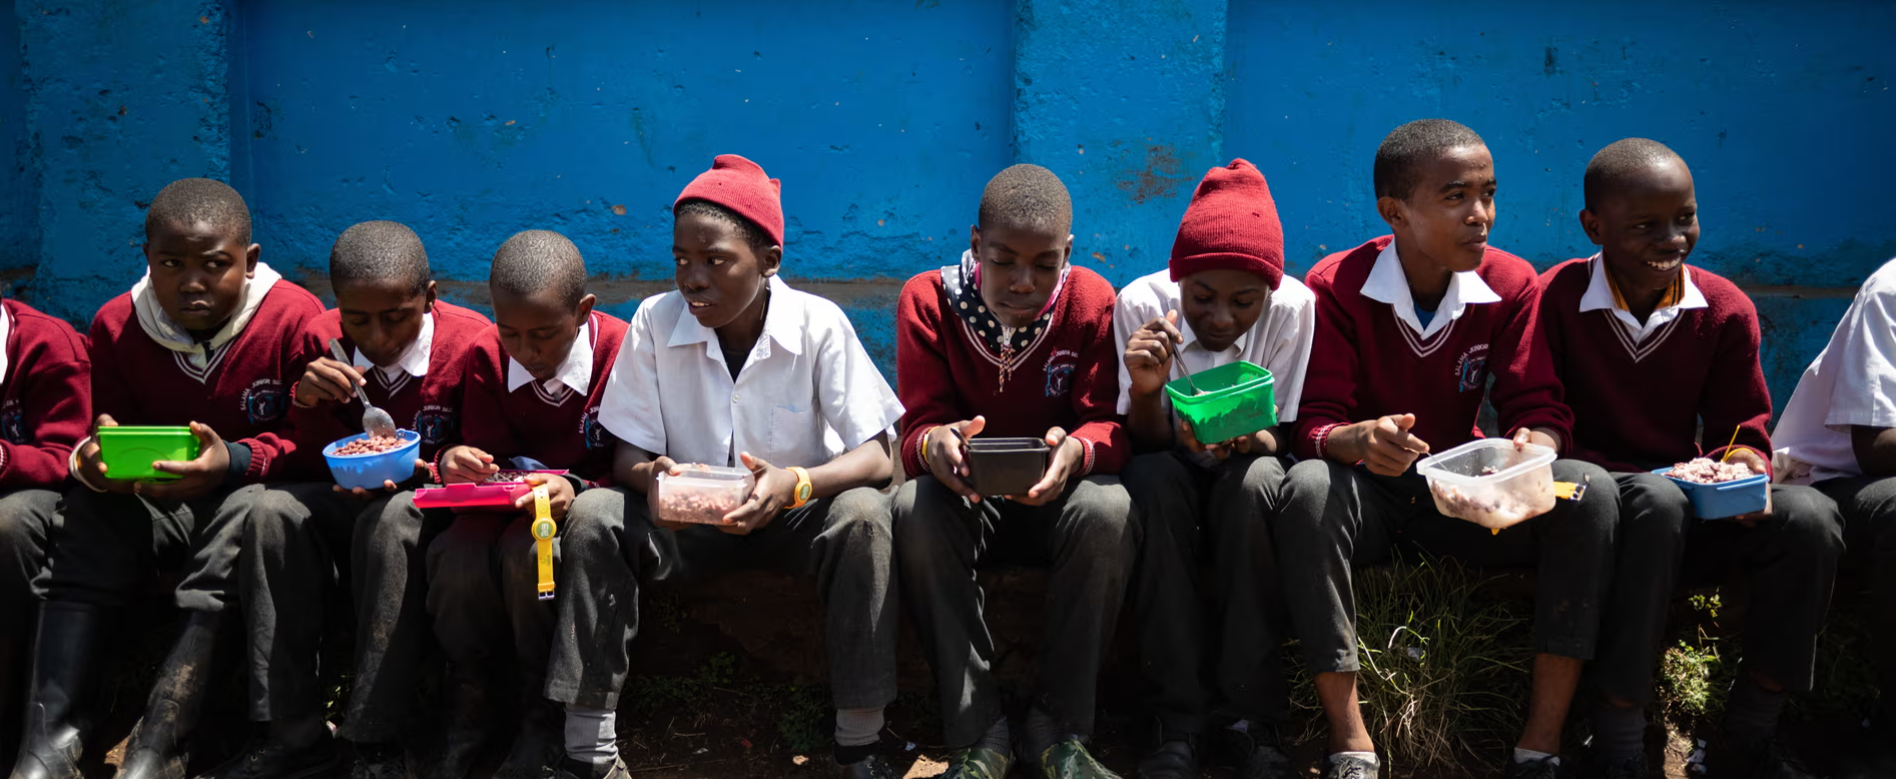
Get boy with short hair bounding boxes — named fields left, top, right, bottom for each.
left=550, top=155, right=904, bottom=779
left=207, top=221, right=491, bottom=779
left=1115, top=159, right=1315, bottom=779
left=1771, top=259, right=1896, bottom=777
left=1275, top=120, right=1618, bottom=779
left=12, top=178, right=324, bottom=779
left=1541, top=139, right=1839, bottom=779
left=893, top=164, right=1135, bottom=779
left=363, top=229, right=625, bottom=779
left=0, top=298, right=91, bottom=768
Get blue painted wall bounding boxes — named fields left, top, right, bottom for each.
left=0, top=0, right=34, bottom=274
left=9, top=0, right=1894, bottom=408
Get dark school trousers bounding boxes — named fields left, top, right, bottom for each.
left=1596, top=473, right=1843, bottom=704
left=241, top=483, right=393, bottom=724
left=1121, top=452, right=1292, bottom=735
left=340, top=490, right=455, bottom=742
left=548, top=486, right=897, bottom=713
left=893, top=474, right=1138, bottom=749
left=405, top=494, right=558, bottom=707
left=43, top=482, right=264, bottom=613
left=1274, top=458, right=1618, bottom=675
left=1, top=489, right=62, bottom=633
left=1813, top=474, right=1896, bottom=695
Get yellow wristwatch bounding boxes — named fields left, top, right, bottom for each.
left=786, top=466, right=813, bottom=510
left=530, top=484, right=557, bottom=601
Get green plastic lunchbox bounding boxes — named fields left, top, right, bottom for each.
left=96, top=426, right=199, bottom=481
left=1164, top=361, right=1278, bottom=445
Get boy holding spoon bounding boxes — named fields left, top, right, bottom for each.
left=1113, top=159, right=1316, bottom=779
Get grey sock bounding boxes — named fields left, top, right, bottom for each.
left=834, top=707, right=884, bottom=748
left=563, top=705, right=618, bottom=766
left=1723, top=677, right=1785, bottom=740
left=1592, top=700, right=1646, bottom=755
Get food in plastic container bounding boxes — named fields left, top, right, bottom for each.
left=412, top=470, right=571, bottom=509
left=1656, top=458, right=1769, bottom=520
left=1416, top=439, right=1558, bottom=529
left=1664, top=458, right=1755, bottom=484
left=1163, top=361, right=1277, bottom=445
left=964, top=438, right=1049, bottom=496
left=96, top=426, right=199, bottom=481
left=322, top=430, right=422, bottom=491
left=653, top=465, right=755, bottom=525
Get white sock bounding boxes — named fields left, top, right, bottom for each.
left=1331, top=751, right=1378, bottom=765
left=1513, top=747, right=1558, bottom=765
left=834, top=707, right=884, bottom=748
left=564, top=705, right=618, bottom=765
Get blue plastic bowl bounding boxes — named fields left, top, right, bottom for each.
left=324, top=431, right=422, bottom=490
left=1654, top=467, right=1769, bottom=520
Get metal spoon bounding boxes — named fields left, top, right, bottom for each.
left=329, top=339, right=398, bottom=439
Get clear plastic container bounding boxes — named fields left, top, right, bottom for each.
left=1415, top=439, right=1558, bottom=529
left=653, top=465, right=756, bottom=525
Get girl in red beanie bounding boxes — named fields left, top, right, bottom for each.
left=1114, top=158, right=1317, bottom=779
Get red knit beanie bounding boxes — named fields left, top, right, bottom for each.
left=1168, top=158, right=1284, bottom=289
left=675, top=154, right=785, bottom=246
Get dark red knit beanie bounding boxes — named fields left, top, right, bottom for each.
left=675, top=154, right=785, bottom=246
left=1168, top=158, right=1284, bottom=289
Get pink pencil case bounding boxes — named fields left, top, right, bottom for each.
left=412, top=470, right=570, bottom=509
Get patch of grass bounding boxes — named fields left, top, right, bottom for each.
left=773, top=684, right=832, bottom=754
left=623, top=651, right=744, bottom=716
left=1658, top=629, right=1732, bottom=722
left=1287, top=558, right=1534, bottom=770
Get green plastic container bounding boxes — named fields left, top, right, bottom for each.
left=97, top=426, right=199, bottom=481
left=1164, top=361, right=1277, bottom=445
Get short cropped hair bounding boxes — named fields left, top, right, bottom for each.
left=490, top=229, right=588, bottom=309
left=146, top=178, right=253, bottom=244
left=1584, top=138, right=1686, bottom=211
left=1373, top=119, right=1488, bottom=201
left=674, top=199, right=776, bottom=257
left=330, top=221, right=430, bottom=296
left=977, top=164, right=1072, bottom=235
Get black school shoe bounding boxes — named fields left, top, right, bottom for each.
left=1503, top=755, right=1561, bottom=779
left=551, top=757, right=627, bottom=779
left=1209, top=725, right=1295, bottom=779
left=1726, top=736, right=1816, bottom=779
left=1134, top=737, right=1197, bottom=779
left=347, top=742, right=410, bottom=779
left=193, top=738, right=342, bottom=779
left=837, top=753, right=898, bottom=779
left=1322, top=754, right=1379, bottom=779
left=1591, top=751, right=1648, bottom=779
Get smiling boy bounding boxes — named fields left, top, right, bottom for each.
left=550, top=155, right=904, bottom=779
left=13, top=178, right=323, bottom=779
left=1114, top=159, right=1315, bottom=779
left=1275, top=121, right=1618, bottom=779
left=1540, top=139, right=1839, bottom=779
left=208, top=221, right=492, bottom=779
left=893, top=164, right=1134, bottom=779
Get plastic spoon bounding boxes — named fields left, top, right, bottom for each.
left=328, top=339, right=398, bottom=439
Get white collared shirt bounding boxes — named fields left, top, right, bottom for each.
left=507, top=320, right=593, bottom=400
left=1361, top=239, right=1503, bottom=339
left=1772, top=258, right=1896, bottom=484
left=598, top=275, right=904, bottom=469
left=0, top=302, right=11, bottom=385
left=354, top=307, right=434, bottom=385
left=1576, top=254, right=1707, bottom=344
left=1113, top=268, right=1316, bottom=426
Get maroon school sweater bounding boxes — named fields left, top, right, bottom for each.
left=0, top=299, right=91, bottom=489
left=1293, top=236, right=1572, bottom=462
left=282, top=301, right=493, bottom=480
left=89, top=280, right=324, bottom=483
left=1539, top=259, right=1772, bottom=474
left=895, top=267, right=1130, bottom=478
left=455, top=311, right=627, bottom=486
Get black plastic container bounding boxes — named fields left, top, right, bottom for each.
left=964, top=437, right=1049, bottom=496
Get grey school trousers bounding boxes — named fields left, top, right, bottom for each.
left=1813, top=474, right=1896, bottom=696
left=893, top=475, right=1138, bottom=749
left=1596, top=473, right=1843, bottom=703
left=43, top=482, right=264, bottom=613
left=240, top=484, right=394, bottom=725
left=341, top=490, right=456, bottom=742
left=408, top=495, right=560, bottom=711
left=548, top=486, right=897, bottom=713
left=0, top=489, right=61, bottom=632
left=1274, top=458, right=1618, bottom=675
left=1121, top=452, right=1292, bottom=735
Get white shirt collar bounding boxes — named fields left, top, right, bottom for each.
left=0, top=303, right=11, bottom=384
left=1360, top=239, right=1503, bottom=338
left=508, top=318, right=594, bottom=396
left=665, top=276, right=806, bottom=371
left=355, top=307, right=434, bottom=382
left=1577, top=254, right=1707, bottom=343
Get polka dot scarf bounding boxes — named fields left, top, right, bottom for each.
left=941, top=249, right=1069, bottom=390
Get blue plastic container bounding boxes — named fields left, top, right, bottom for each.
left=324, top=431, right=422, bottom=490
left=1654, top=467, right=1769, bottom=520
